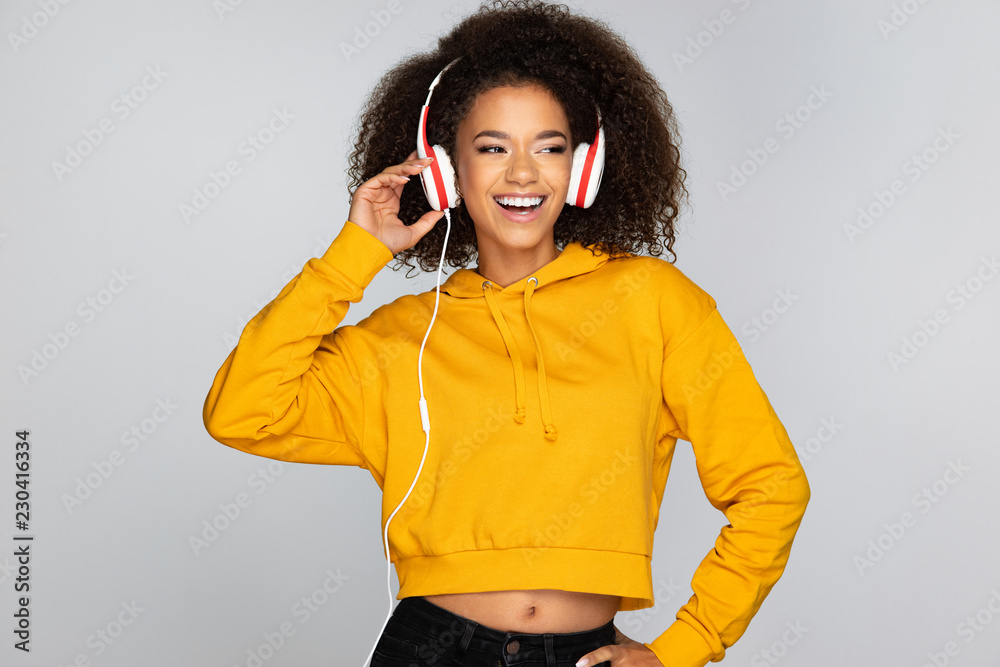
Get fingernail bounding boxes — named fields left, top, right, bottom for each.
left=575, top=659, right=589, bottom=667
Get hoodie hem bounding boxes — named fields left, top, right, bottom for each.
left=394, top=547, right=654, bottom=612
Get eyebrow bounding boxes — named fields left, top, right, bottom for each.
left=473, top=129, right=568, bottom=141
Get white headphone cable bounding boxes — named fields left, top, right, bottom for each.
left=362, top=207, right=452, bottom=666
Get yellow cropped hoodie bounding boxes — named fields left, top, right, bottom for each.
left=203, top=220, right=810, bottom=667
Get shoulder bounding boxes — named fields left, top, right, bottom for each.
left=348, top=288, right=464, bottom=353
left=598, top=253, right=716, bottom=324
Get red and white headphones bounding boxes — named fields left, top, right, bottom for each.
left=416, top=56, right=606, bottom=211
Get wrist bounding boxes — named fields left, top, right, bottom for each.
left=313, top=221, right=394, bottom=288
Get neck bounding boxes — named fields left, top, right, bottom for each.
left=476, top=242, right=560, bottom=288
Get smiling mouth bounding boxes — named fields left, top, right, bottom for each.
left=494, top=196, right=546, bottom=215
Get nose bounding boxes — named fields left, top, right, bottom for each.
left=505, top=147, right=538, bottom=185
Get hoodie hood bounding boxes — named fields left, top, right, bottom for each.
left=438, top=241, right=611, bottom=298
left=436, top=241, right=614, bottom=442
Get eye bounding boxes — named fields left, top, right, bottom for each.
left=475, top=145, right=567, bottom=154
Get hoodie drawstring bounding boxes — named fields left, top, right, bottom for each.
left=524, top=278, right=558, bottom=441
left=481, top=281, right=527, bottom=424
left=482, top=279, right=558, bottom=441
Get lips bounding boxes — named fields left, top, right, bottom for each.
left=492, top=194, right=546, bottom=223
left=493, top=197, right=547, bottom=224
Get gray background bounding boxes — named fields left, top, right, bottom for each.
left=2, top=0, right=998, bottom=665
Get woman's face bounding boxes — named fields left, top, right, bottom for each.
left=453, top=84, right=572, bottom=263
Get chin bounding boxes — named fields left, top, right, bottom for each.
left=495, top=225, right=555, bottom=247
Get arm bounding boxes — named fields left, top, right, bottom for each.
left=202, top=220, right=394, bottom=468
left=644, top=294, right=811, bottom=666
left=204, top=150, right=442, bottom=475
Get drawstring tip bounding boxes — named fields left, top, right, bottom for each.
left=513, top=408, right=526, bottom=424
left=544, top=426, right=558, bottom=441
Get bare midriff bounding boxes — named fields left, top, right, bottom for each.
left=421, top=589, right=622, bottom=634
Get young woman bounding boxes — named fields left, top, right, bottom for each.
left=203, top=2, right=810, bottom=666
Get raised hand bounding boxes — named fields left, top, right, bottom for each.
left=347, top=150, right=446, bottom=255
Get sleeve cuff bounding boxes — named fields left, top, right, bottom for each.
left=644, top=620, right=720, bottom=667
left=315, top=220, right=394, bottom=289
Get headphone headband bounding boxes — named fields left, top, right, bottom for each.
left=416, top=58, right=463, bottom=211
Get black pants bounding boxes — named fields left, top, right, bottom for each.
left=371, top=596, right=614, bottom=667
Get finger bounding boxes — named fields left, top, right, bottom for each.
left=387, top=174, right=409, bottom=197
left=403, top=158, right=434, bottom=171
left=575, top=644, right=615, bottom=667
left=403, top=212, right=442, bottom=248
left=401, top=150, right=435, bottom=166
left=410, top=210, right=445, bottom=238
left=377, top=172, right=411, bottom=184
left=361, top=172, right=409, bottom=194
left=382, top=160, right=431, bottom=180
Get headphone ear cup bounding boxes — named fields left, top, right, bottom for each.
left=565, top=117, right=606, bottom=209
left=417, top=145, right=459, bottom=211
left=585, top=144, right=605, bottom=208
left=432, top=145, right=460, bottom=208
left=416, top=101, right=459, bottom=211
left=566, top=141, right=590, bottom=208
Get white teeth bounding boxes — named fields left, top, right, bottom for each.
left=494, top=195, right=543, bottom=207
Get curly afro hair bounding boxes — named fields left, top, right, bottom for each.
left=346, top=0, right=688, bottom=274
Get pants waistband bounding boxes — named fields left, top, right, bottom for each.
left=387, top=596, right=615, bottom=666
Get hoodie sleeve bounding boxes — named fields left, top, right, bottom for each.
left=643, top=276, right=811, bottom=667
left=202, top=220, right=394, bottom=469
